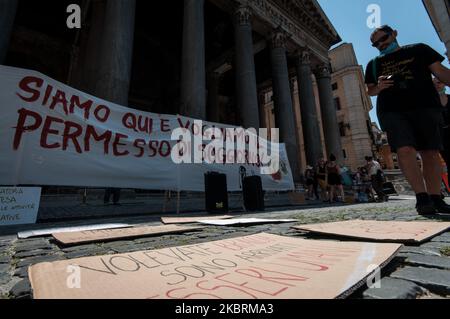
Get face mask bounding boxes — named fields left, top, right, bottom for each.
left=379, top=40, right=400, bottom=56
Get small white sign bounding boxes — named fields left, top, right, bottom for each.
left=198, top=218, right=297, bottom=226
left=0, top=187, right=41, bottom=226
left=18, top=223, right=132, bottom=239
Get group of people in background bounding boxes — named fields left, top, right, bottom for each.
left=434, top=78, right=450, bottom=175
left=100, top=25, right=450, bottom=214
left=303, top=155, right=386, bottom=204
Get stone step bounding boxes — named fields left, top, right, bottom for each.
left=391, top=266, right=450, bottom=295
left=404, top=254, right=450, bottom=270
left=363, top=277, right=427, bottom=299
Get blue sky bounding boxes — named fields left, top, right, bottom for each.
left=317, top=0, right=449, bottom=126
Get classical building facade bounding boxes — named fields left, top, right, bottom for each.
left=328, top=43, right=375, bottom=171
left=423, top=0, right=450, bottom=61
left=0, top=0, right=342, bottom=183
left=262, top=42, right=375, bottom=172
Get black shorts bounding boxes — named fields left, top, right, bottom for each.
left=443, top=128, right=450, bottom=149
left=328, top=173, right=342, bottom=186
left=378, top=109, right=443, bottom=152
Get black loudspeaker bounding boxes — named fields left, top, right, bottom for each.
left=243, top=176, right=265, bottom=211
left=382, top=182, right=398, bottom=195
left=204, top=172, right=228, bottom=214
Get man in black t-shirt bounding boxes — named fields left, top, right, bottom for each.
left=365, top=25, right=450, bottom=215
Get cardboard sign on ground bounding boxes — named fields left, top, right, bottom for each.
left=18, top=223, right=132, bottom=239
left=52, top=225, right=203, bottom=245
left=29, top=233, right=402, bottom=299
left=292, top=220, right=450, bottom=243
left=198, top=218, right=297, bottom=226
left=161, top=215, right=233, bottom=224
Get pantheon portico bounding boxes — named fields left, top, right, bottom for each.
left=1, top=0, right=343, bottom=183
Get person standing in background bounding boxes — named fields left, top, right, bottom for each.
left=316, top=158, right=329, bottom=202
left=365, top=25, right=450, bottom=215
left=433, top=78, right=450, bottom=173
left=104, top=188, right=121, bottom=205
left=304, top=166, right=316, bottom=200
left=326, top=154, right=345, bottom=203
left=366, top=156, right=388, bottom=202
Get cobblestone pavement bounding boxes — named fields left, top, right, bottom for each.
left=1, top=196, right=450, bottom=299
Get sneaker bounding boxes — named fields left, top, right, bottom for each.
left=416, top=202, right=436, bottom=215
left=432, top=198, right=450, bottom=214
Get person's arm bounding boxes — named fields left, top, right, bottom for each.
left=367, top=83, right=378, bottom=96
left=430, top=62, right=450, bottom=86
left=367, top=76, right=394, bottom=96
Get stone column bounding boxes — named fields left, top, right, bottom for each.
left=258, top=91, right=267, bottom=129
left=315, top=63, right=343, bottom=163
left=296, top=50, right=323, bottom=167
left=96, top=0, right=136, bottom=105
left=233, top=5, right=259, bottom=129
left=71, top=0, right=136, bottom=106
left=0, top=0, right=18, bottom=64
left=270, top=30, right=300, bottom=183
left=207, top=72, right=221, bottom=123
left=69, top=0, right=105, bottom=92
left=181, top=0, right=206, bottom=119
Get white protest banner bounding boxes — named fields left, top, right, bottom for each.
left=0, top=187, right=41, bottom=226
left=0, top=66, right=294, bottom=192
